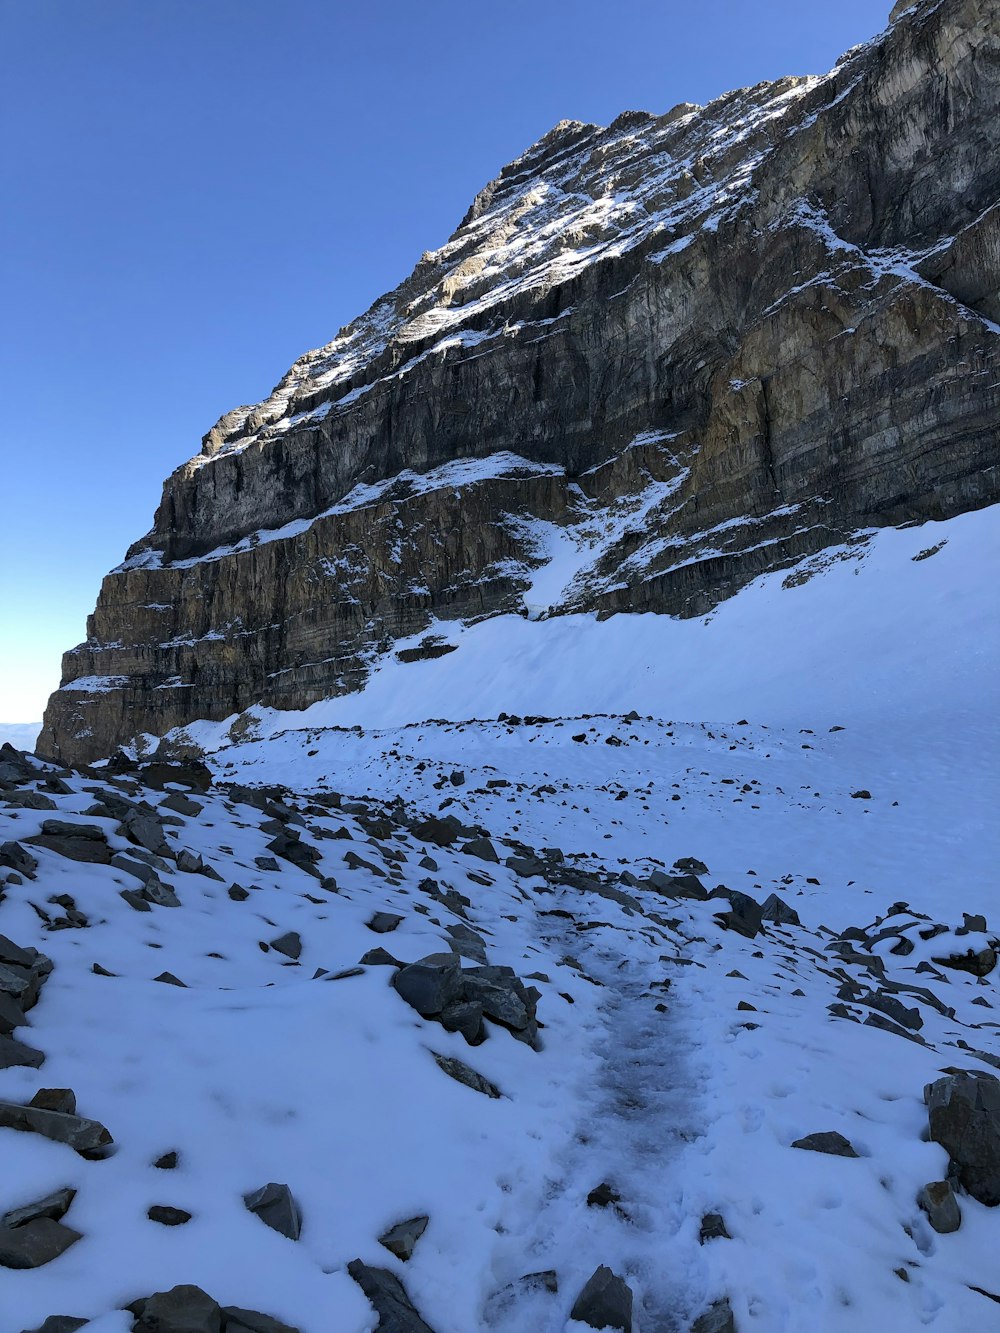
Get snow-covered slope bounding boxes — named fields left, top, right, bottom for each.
left=3, top=502, right=998, bottom=1332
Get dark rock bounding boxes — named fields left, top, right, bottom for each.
left=0, top=841, right=38, bottom=878
left=222, top=1308, right=300, bottom=1333
left=154, top=972, right=187, bottom=987
left=413, top=816, right=460, bottom=848
left=0, top=1217, right=82, bottom=1268
left=932, top=945, right=997, bottom=977
left=460, top=965, right=534, bottom=1032
left=0, top=990, right=26, bottom=1035
left=760, top=893, right=801, bottom=927
left=586, top=1182, right=621, bottom=1209
left=0, top=1100, right=112, bottom=1155
left=27, top=821, right=111, bottom=864
left=431, top=1051, right=501, bottom=1098
left=2, top=1186, right=75, bottom=1228
left=647, top=870, right=708, bottom=901
left=674, top=857, right=709, bottom=875
left=148, top=1205, right=192, bottom=1226
left=378, top=1214, right=429, bottom=1261
left=393, top=960, right=462, bottom=1016
left=925, top=1070, right=1000, bottom=1205
left=367, top=912, right=404, bottom=934
left=30, top=1088, right=76, bottom=1114
left=699, top=1212, right=732, bottom=1242
left=228, top=884, right=250, bottom=901
left=121, top=809, right=171, bottom=857
left=569, top=1265, right=633, bottom=1331
left=0, top=1033, right=45, bottom=1069
left=439, top=1000, right=486, bottom=1045
left=21, top=1318, right=88, bottom=1333
left=714, top=890, right=763, bottom=939
left=691, top=1297, right=736, bottom=1333
left=153, top=1150, right=178, bottom=1169
left=243, top=1182, right=301, bottom=1239
left=130, top=1284, right=222, bottom=1332
left=267, top=832, right=321, bottom=876
left=269, top=931, right=302, bottom=960
left=360, top=947, right=403, bottom=967
left=346, top=1260, right=437, bottom=1333
left=463, top=836, right=499, bottom=863
left=917, top=1180, right=961, bottom=1233
left=160, top=792, right=203, bottom=816
left=791, top=1131, right=859, bottom=1157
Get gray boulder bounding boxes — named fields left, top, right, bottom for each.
left=760, top=894, right=801, bottom=927
left=346, top=1261, right=437, bottom=1333
left=121, top=809, right=171, bottom=857
left=0, top=1033, right=45, bottom=1069
left=714, top=890, right=763, bottom=939
left=269, top=932, right=302, bottom=960
left=130, top=1285, right=222, bottom=1332
left=791, top=1131, right=858, bottom=1158
left=368, top=912, right=404, bottom=934
left=925, top=1070, right=1000, bottom=1205
left=2, top=1186, right=75, bottom=1228
left=27, top=821, right=111, bottom=864
left=569, top=1265, right=633, bottom=1331
left=0, top=841, right=38, bottom=877
left=917, top=1180, right=961, bottom=1233
left=378, top=1214, right=429, bottom=1261
left=0, top=1217, right=82, bottom=1268
left=463, top=837, right=499, bottom=863
left=243, top=1182, right=301, bottom=1239
left=691, top=1297, right=736, bottom=1333
left=0, top=1100, right=113, bottom=1156
left=393, top=960, right=462, bottom=1016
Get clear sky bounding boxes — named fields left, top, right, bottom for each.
left=0, top=0, right=888, bottom=724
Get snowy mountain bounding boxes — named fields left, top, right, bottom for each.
left=1, top=503, right=998, bottom=1330
left=5, top=1, right=999, bottom=1330
left=40, top=0, right=1000, bottom=765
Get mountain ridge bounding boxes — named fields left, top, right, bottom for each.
left=40, top=0, right=1000, bottom=764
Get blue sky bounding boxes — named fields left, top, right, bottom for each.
left=0, top=0, right=886, bottom=723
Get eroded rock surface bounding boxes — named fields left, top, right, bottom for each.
left=40, top=0, right=1000, bottom=764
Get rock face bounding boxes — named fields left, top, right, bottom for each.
left=41, top=0, right=1000, bottom=764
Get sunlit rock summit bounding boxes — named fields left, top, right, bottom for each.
left=41, top=0, right=1000, bottom=764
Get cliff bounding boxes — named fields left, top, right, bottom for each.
left=41, top=0, right=1000, bottom=763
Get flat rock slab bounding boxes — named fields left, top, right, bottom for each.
left=0, top=1100, right=113, bottom=1156
left=347, top=1260, right=438, bottom=1333
left=791, top=1131, right=859, bottom=1157
left=2, top=1186, right=75, bottom=1228
left=431, top=1051, right=501, bottom=1098
left=0, top=1216, right=82, bottom=1268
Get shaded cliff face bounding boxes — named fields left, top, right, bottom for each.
left=42, top=0, right=1000, bottom=764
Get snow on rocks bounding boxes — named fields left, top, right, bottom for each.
left=0, top=705, right=998, bottom=1330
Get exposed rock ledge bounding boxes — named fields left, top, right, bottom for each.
left=41, top=0, right=1000, bottom=764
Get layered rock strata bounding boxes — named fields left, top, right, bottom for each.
left=42, top=0, right=1000, bottom=762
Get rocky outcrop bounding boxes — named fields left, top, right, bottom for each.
left=41, top=0, right=1000, bottom=763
